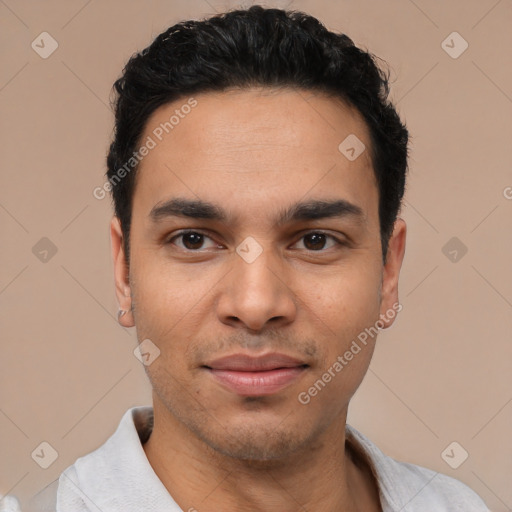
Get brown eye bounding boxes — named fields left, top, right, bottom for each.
left=303, top=233, right=327, bottom=250
left=294, top=232, right=341, bottom=251
left=180, top=232, right=205, bottom=250
left=168, top=231, right=219, bottom=251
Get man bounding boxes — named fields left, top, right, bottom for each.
left=33, top=5, right=489, bottom=511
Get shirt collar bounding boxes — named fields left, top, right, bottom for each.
left=59, top=406, right=182, bottom=511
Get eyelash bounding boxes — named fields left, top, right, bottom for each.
left=166, top=229, right=346, bottom=252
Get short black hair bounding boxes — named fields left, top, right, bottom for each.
left=106, top=5, right=408, bottom=262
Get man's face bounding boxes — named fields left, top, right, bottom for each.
left=112, top=87, right=405, bottom=461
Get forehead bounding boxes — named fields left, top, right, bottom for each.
left=132, top=87, right=378, bottom=225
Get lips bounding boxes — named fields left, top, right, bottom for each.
left=203, top=353, right=309, bottom=396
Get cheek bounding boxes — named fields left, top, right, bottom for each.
left=130, top=254, right=219, bottom=382
left=131, top=252, right=211, bottom=329
left=295, top=263, right=382, bottom=404
left=299, top=262, right=382, bottom=335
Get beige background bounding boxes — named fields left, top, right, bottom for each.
left=1, top=0, right=511, bottom=510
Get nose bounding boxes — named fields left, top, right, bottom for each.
left=215, top=244, right=297, bottom=333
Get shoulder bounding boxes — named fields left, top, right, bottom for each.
left=53, top=406, right=155, bottom=511
left=345, top=424, right=490, bottom=512
left=388, top=458, right=490, bottom=511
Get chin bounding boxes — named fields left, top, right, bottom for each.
left=188, top=411, right=321, bottom=465
left=205, top=428, right=304, bottom=462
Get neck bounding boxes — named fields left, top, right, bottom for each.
left=142, top=399, right=381, bottom=512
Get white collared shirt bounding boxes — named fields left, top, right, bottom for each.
left=29, top=406, right=489, bottom=511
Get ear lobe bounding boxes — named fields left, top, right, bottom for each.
left=379, top=218, right=406, bottom=329
left=110, top=216, right=135, bottom=327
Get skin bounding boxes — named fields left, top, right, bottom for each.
left=111, top=87, right=406, bottom=511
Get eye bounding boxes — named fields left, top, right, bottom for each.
left=292, top=231, right=343, bottom=251
left=168, top=230, right=221, bottom=251
left=166, top=230, right=345, bottom=253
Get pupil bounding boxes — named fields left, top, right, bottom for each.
left=184, top=233, right=203, bottom=249
left=305, top=233, right=325, bottom=250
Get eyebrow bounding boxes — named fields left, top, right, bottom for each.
left=149, top=197, right=365, bottom=226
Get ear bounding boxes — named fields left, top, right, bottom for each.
left=110, top=216, right=135, bottom=327
left=378, top=218, right=406, bottom=328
